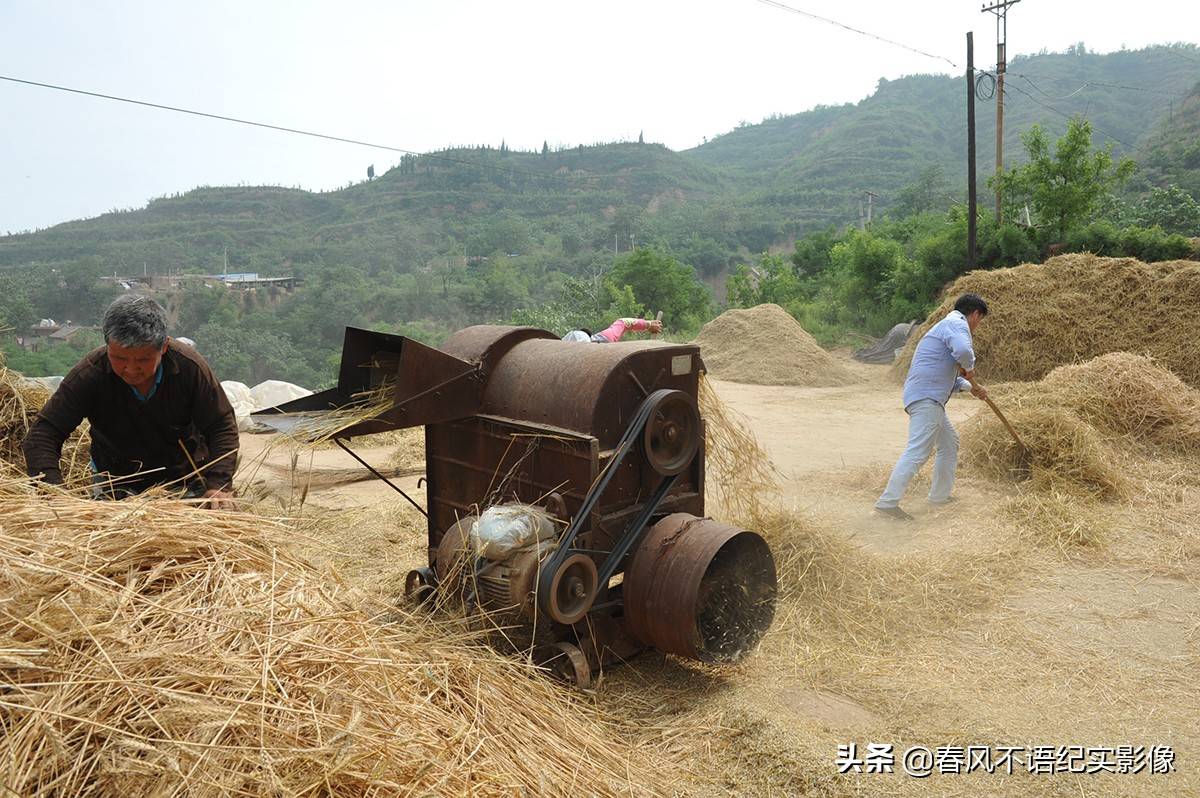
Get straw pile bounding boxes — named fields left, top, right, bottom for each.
left=693, top=304, right=854, bottom=387
left=0, top=478, right=678, bottom=797
left=962, top=352, right=1200, bottom=496
left=963, top=404, right=1127, bottom=497
left=0, top=360, right=91, bottom=488
left=894, top=254, right=1200, bottom=385
left=1037, top=352, right=1200, bottom=453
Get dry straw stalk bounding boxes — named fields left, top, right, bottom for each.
left=0, top=478, right=679, bottom=797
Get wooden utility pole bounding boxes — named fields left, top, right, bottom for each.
left=982, top=0, right=1020, bottom=224
left=865, top=191, right=879, bottom=228
left=967, top=31, right=978, bottom=268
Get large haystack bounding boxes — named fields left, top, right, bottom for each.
left=895, top=254, right=1200, bottom=385
left=0, top=478, right=679, bottom=796
left=693, top=304, right=854, bottom=387
left=962, top=352, right=1200, bottom=496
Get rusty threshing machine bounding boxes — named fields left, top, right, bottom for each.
left=255, top=325, right=777, bottom=686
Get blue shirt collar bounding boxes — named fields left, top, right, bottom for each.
left=130, top=362, right=164, bottom=402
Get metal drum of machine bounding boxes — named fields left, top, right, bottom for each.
left=255, top=324, right=778, bottom=687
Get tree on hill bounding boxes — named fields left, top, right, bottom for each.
left=606, top=249, right=712, bottom=332
left=993, top=117, right=1135, bottom=242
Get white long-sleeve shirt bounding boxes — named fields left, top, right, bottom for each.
left=901, top=310, right=975, bottom=409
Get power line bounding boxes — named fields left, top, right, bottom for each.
left=0, top=73, right=587, bottom=185
left=749, top=0, right=958, bottom=69
left=1012, top=72, right=1180, bottom=98
left=1000, top=80, right=1134, bottom=148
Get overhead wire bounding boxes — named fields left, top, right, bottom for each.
left=1018, top=74, right=1088, bottom=101
left=749, top=0, right=959, bottom=69
left=997, top=78, right=1134, bottom=148
left=0, top=73, right=591, bottom=186
left=1010, top=71, right=1181, bottom=99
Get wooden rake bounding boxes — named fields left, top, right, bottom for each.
left=963, top=368, right=1029, bottom=457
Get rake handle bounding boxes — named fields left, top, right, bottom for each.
left=982, top=395, right=1029, bottom=455
left=959, top=366, right=1029, bottom=455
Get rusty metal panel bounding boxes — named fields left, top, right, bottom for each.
left=425, top=415, right=598, bottom=562
left=440, top=325, right=556, bottom=372
left=479, top=338, right=702, bottom=446
left=253, top=327, right=483, bottom=436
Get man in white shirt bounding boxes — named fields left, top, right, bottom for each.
left=875, top=293, right=989, bottom=520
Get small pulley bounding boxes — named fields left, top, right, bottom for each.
left=545, top=553, right=598, bottom=625
left=642, top=389, right=701, bottom=476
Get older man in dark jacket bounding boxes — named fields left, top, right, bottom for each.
left=23, top=294, right=238, bottom=508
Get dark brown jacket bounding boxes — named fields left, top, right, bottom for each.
left=22, top=341, right=239, bottom=492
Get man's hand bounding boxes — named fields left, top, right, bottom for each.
left=648, top=319, right=663, bottom=335
left=201, top=488, right=237, bottom=510
left=961, top=368, right=976, bottom=382
left=970, top=382, right=989, bottom=401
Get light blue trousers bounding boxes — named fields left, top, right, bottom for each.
left=875, top=398, right=959, bottom=509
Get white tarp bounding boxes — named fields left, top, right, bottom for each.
left=221, top=380, right=259, bottom=432
left=250, top=380, right=312, bottom=411
left=222, top=379, right=313, bottom=433
left=20, top=375, right=64, bottom=393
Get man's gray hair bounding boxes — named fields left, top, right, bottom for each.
left=102, top=294, right=168, bottom=348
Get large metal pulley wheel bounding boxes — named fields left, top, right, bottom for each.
left=544, top=553, right=598, bottom=625
left=538, top=641, right=593, bottom=689
left=642, top=389, right=701, bottom=476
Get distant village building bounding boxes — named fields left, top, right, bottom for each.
left=17, top=320, right=95, bottom=352
left=217, top=273, right=301, bottom=290
left=99, top=271, right=301, bottom=293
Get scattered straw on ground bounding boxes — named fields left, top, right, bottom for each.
left=386, top=427, right=425, bottom=471
left=0, top=477, right=683, bottom=797
left=895, top=254, right=1200, bottom=385
left=693, top=304, right=854, bottom=387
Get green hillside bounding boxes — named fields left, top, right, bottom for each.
left=1, top=43, right=1197, bottom=385
left=690, top=43, right=1199, bottom=222
left=1137, top=80, right=1200, bottom=196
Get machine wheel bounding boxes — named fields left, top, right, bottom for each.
left=404, top=567, right=437, bottom=606
left=540, top=641, right=593, bottom=689
left=642, top=390, right=701, bottom=476
left=545, top=553, right=598, bottom=625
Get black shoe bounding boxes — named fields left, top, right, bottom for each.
left=875, top=505, right=914, bottom=521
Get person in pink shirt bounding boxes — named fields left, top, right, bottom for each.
left=562, top=317, right=662, bottom=343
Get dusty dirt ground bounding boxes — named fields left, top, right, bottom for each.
left=236, top=358, right=1200, bottom=798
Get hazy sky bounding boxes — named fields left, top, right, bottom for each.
left=3, top=0, right=1197, bottom=233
